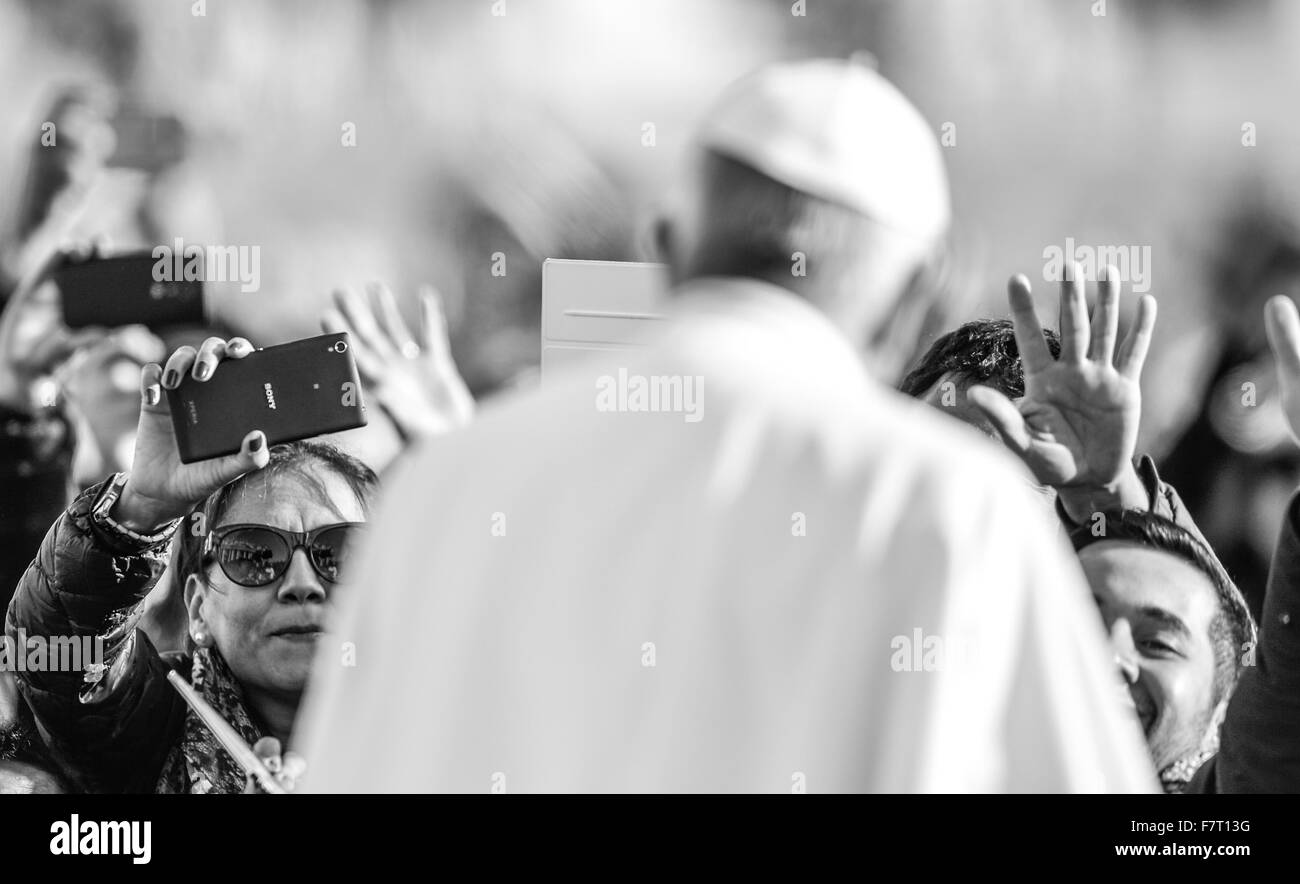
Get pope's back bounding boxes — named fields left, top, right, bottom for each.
left=295, top=59, right=1156, bottom=793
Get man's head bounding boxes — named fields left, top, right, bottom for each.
left=901, top=319, right=1062, bottom=437
left=655, top=59, right=950, bottom=380
left=1074, top=510, right=1255, bottom=778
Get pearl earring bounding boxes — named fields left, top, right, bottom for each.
left=193, top=631, right=207, bottom=647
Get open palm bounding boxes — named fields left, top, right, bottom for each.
left=321, top=283, right=474, bottom=443
left=968, top=267, right=1157, bottom=491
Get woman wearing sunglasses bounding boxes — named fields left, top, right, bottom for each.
left=6, top=291, right=473, bottom=793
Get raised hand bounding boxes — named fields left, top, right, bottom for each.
left=321, top=283, right=474, bottom=443
left=3, top=87, right=114, bottom=279
left=967, top=264, right=1157, bottom=522
left=112, top=337, right=270, bottom=533
left=0, top=243, right=110, bottom=411
left=1265, top=295, right=1300, bottom=446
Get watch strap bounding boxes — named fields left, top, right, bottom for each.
left=89, top=472, right=181, bottom=552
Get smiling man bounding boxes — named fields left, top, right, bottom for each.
left=952, top=272, right=1300, bottom=794
left=1073, top=510, right=1255, bottom=792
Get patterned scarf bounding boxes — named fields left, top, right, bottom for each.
left=156, top=648, right=267, bottom=794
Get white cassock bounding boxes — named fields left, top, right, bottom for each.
left=296, top=278, right=1157, bottom=793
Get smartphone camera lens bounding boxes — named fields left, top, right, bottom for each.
left=333, top=340, right=348, bottom=354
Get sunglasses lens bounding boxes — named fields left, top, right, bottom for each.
left=309, top=525, right=360, bottom=583
left=216, top=528, right=290, bottom=586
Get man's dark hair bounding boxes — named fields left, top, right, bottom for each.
left=899, top=319, right=1061, bottom=399
left=173, top=440, right=378, bottom=588
left=1073, top=509, right=1256, bottom=706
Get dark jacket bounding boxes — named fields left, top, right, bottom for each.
left=0, top=401, right=74, bottom=613
left=1188, top=491, right=1300, bottom=793
left=4, top=478, right=190, bottom=793
left=1057, top=455, right=1217, bottom=553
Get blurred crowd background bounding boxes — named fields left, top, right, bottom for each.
left=3, top=0, right=1300, bottom=600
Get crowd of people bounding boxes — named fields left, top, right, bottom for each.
left=2, top=55, right=1299, bottom=794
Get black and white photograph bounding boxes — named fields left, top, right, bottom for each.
left=0, top=0, right=1292, bottom=867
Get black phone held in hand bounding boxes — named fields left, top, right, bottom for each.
left=166, top=333, right=368, bottom=464
left=54, top=251, right=206, bottom=329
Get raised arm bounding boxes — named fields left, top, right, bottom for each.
left=1211, top=295, right=1300, bottom=792
left=6, top=335, right=272, bottom=790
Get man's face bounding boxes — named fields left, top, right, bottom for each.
left=1079, top=542, right=1224, bottom=772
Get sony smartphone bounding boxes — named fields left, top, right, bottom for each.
left=54, top=251, right=206, bottom=329
left=166, top=332, right=367, bottom=463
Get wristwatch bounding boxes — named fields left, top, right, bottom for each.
left=89, top=471, right=181, bottom=551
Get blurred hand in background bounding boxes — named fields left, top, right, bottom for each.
left=2, top=87, right=116, bottom=285
left=0, top=242, right=111, bottom=413
left=1266, top=295, right=1300, bottom=448
left=322, top=283, right=474, bottom=445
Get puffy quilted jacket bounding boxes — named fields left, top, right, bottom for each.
left=4, top=478, right=190, bottom=792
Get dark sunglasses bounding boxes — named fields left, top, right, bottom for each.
left=202, top=522, right=365, bottom=588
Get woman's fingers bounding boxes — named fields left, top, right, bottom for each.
left=139, top=362, right=164, bottom=411
left=161, top=346, right=197, bottom=388
left=227, top=337, right=255, bottom=359
left=158, top=336, right=255, bottom=386
left=207, top=430, right=270, bottom=483
left=191, top=336, right=228, bottom=381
